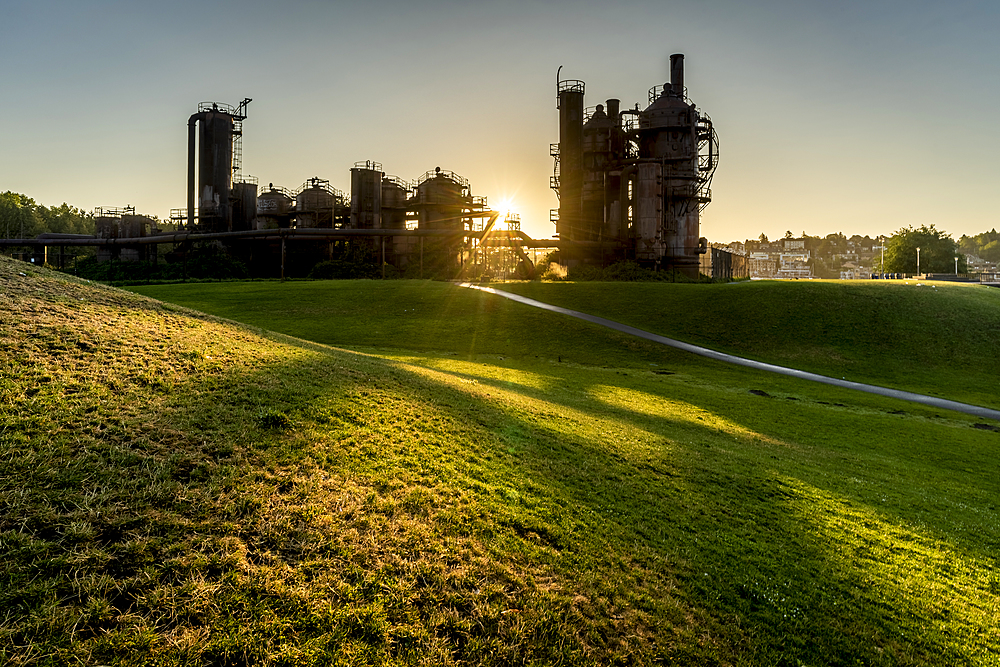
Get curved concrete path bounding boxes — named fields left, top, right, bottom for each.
left=461, top=283, right=1000, bottom=422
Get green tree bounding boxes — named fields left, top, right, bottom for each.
left=37, top=203, right=93, bottom=235
left=879, top=225, right=965, bottom=274
left=982, top=240, right=1000, bottom=262
left=0, top=191, right=43, bottom=239
left=1, top=192, right=94, bottom=239
left=959, top=229, right=1000, bottom=262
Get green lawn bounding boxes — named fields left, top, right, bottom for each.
left=495, top=279, right=1000, bottom=410
left=2, top=264, right=998, bottom=665
left=126, top=278, right=1000, bottom=410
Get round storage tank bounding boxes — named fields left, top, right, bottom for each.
left=380, top=176, right=409, bottom=229
left=416, top=168, right=467, bottom=230
left=638, top=86, right=697, bottom=166
left=232, top=181, right=258, bottom=232
left=256, top=185, right=292, bottom=230
left=351, top=164, right=382, bottom=229
left=295, top=178, right=335, bottom=228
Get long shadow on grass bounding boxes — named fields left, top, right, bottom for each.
left=113, top=277, right=1000, bottom=662
left=9, top=315, right=994, bottom=666
left=354, top=350, right=998, bottom=666
left=381, top=353, right=1000, bottom=554
left=211, top=336, right=1000, bottom=665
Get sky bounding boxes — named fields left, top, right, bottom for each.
left=2, top=0, right=997, bottom=243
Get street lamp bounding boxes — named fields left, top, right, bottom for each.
left=955, top=255, right=959, bottom=275
left=916, top=247, right=920, bottom=276
left=880, top=236, right=885, bottom=278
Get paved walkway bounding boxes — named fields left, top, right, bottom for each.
left=461, top=283, right=1000, bottom=422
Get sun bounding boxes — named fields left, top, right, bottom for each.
left=494, top=197, right=519, bottom=225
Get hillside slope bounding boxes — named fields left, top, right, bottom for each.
left=499, top=280, right=1000, bottom=409
left=128, top=279, right=1000, bottom=410
left=3, top=261, right=999, bottom=666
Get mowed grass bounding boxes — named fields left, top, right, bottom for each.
left=496, top=279, right=1000, bottom=410
left=0, top=262, right=997, bottom=666
left=126, top=280, right=672, bottom=369
left=126, top=277, right=1000, bottom=410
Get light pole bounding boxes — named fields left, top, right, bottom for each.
left=880, top=236, right=885, bottom=278
left=916, top=247, right=920, bottom=276
left=955, top=255, right=959, bottom=275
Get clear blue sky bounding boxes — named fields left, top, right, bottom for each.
left=2, top=0, right=997, bottom=242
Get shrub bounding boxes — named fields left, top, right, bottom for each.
left=308, top=259, right=381, bottom=280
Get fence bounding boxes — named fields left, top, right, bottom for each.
left=699, top=247, right=750, bottom=281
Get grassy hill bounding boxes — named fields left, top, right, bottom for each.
left=3, top=262, right=999, bottom=666
left=128, top=278, right=1000, bottom=410
left=498, top=279, right=1000, bottom=410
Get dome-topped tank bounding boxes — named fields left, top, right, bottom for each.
left=256, top=184, right=293, bottom=230
left=580, top=102, right=619, bottom=241
left=296, top=184, right=333, bottom=212
left=583, top=103, right=614, bottom=153
left=415, top=167, right=470, bottom=230
left=295, top=177, right=336, bottom=228
left=638, top=82, right=698, bottom=164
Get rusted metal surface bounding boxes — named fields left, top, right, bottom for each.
left=552, top=55, right=718, bottom=276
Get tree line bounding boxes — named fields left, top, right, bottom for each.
left=861, top=225, right=994, bottom=274
left=878, top=226, right=965, bottom=274
left=4, top=188, right=997, bottom=276
left=958, top=229, right=1000, bottom=263
left=1, top=191, right=93, bottom=239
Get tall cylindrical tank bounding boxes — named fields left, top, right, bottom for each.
left=581, top=103, right=615, bottom=243
left=557, top=79, right=585, bottom=251
left=350, top=161, right=382, bottom=229
left=381, top=176, right=409, bottom=229
left=186, top=99, right=249, bottom=232
left=232, top=180, right=258, bottom=232
left=633, top=163, right=663, bottom=262
left=255, top=184, right=293, bottom=230
left=197, top=105, right=235, bottom=232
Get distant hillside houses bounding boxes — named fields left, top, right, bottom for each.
left=718, top=234, right=881, bottom=279
left=966, top=254, right=999, bottom=273
left=717, top=232, right=997, bottom=279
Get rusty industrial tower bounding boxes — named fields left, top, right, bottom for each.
left=186, top=99, right=254, bottom=233
left=552, top=54, right=718, bottom=277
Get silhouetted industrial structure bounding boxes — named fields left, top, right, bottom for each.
left=552, top=54, right=718, bottom=277
left=6, top=57, right=742, bottom=280
left=186, top=99, right=253, bottom=232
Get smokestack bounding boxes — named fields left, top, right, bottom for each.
left=187, top=113, right=200, bottom=229
left=670, top=53, right=684, bottom=94
left=606, top=98, right=620, bottom=124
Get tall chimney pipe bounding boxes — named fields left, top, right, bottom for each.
left=606, top=98, right=620, bottom=124
left=187, top=113, right=199, bottom=229
left=670, top=53, right=684, bottom=94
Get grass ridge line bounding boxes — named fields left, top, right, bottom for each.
left=475, top=282, right=1000, bottom=421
